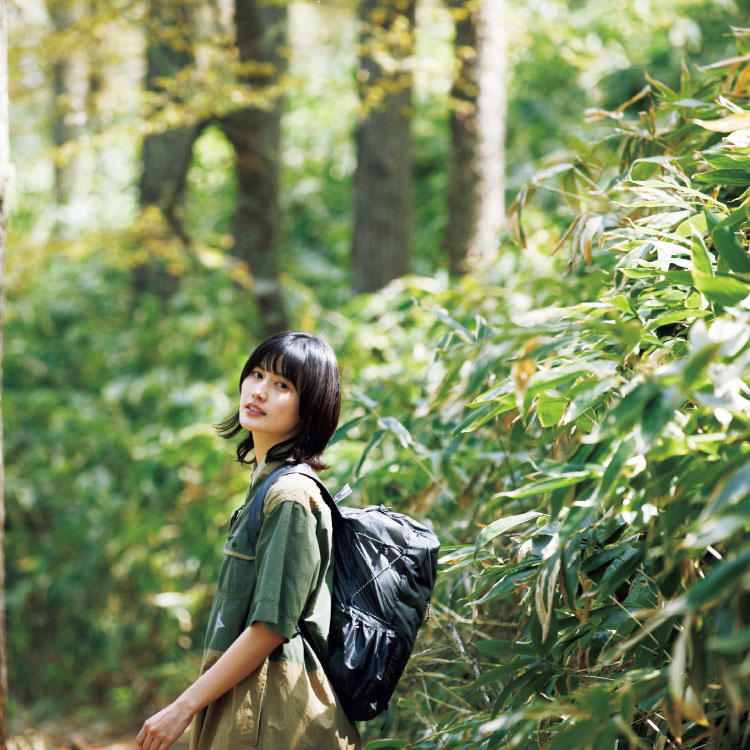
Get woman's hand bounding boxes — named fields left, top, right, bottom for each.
left=136, top=698, right=194, bottom=750
left=135, top=622, right=283, bottom=750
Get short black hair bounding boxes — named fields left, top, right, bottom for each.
left=216, top=331, right=341, bottom=471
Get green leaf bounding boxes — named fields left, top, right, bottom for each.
left=715, top=203, right=750, bottom=233
left=474, top=640, right=514, bottom=656
left=593, top=727, right=619, bottom=750
left=416, top=301, right=474, bottom=341
left=630, top=159, right=661, bottom=181
left=691, top=229, right=713, bottom=275
left=712, top=225, right=750, bottom=273
left=537, top=390, right=568, bottom=427
left=597, top=381, right=659, bottom=438
left=547, top=720, right=598, bottom=750
left=438, top=546, right=475, bottom=565
left=605, top=294, right=635, bottom=315
left=476, top=512, right=545, bottom=552
left=645, top=308, right=709, bottom=331
left=563, top=377, right=619, bottom=425
left=703, top=152, right=750, bottom=169
left=636, top=387, right=678, bottom=451
left=692, top=270, right=750, bottom=306
left=581, top=686, right=612, bottom=718
left=685, top=551, right=750, bottom=609
left=364, top=741, right=409, bottom=750
left=682, top=515, right=748, bottom=549
left=675, top=213, right=708, bottom=237
left=493, top=472, right=593, bottom=499
left=700, top=463, right=750, bottom=520
left=695, top=168, right=750, bottom=185
left=467, top=663, right=520, bottom=688
left=591, top=439, right=632, bottom=507
left=682, top=342, right=721, bottom=387
left=593, top=545, right=642, bottom=598
left=471, top=381, right=514, bottom=406
left=378, top=416, right=414, bottom=449
left=355, top=429, right=384, bottom=476
left=459, top=397, right=514, bottom=434
left=330, top=415, right=366, bottom=445
left=706, top=628, right=750, bottom=653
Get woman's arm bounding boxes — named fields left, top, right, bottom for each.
left=136, top=621, right=285, bottom=750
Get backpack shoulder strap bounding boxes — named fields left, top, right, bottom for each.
left=246, top=463, right=343, bottom=547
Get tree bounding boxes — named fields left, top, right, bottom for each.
left=221, top=0, right=288, bottom=335
left=135, top=0, right=204, bottom=295
left=139, top=0, right=203, bottom=245
left=443, top=0, right=507, bottom=275
left=352, top=0, right=416, bottom=294
left=45, top=0, right=86, bottom=236
left=0, top=0, right=8, bottom=744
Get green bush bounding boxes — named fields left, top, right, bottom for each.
left=346, top=42, right=750, bottom=750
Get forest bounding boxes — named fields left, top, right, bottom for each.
left=6, top=0, right=750, bottom=748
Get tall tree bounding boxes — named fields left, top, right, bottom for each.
left=135, top=0, right=204, bottom=295
left=46, top=0, right=85, bottom=235
left=0, top=0, right=8, bottom=745
left=221, top=0, right=288, bottom=335
left=352, top=0, right=416, bottom=294
left=139, top=0, right=202, bottom=245
left=443, top=0, right=507, bottom=275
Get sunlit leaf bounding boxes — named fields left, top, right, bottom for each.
left=493, top=472, right=594, bottom=499
left=694, top=112, right=750, bottom=132
left=475, top=511, right=546, bottom=551
left=537, top=390, right=568, bottom=427
left=692, top=270, right=750, bottom=306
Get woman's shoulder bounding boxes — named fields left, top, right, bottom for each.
left=263, top=471, right=329, bottom=516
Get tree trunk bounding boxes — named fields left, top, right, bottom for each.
left=444, top=0, right=507, bottom=275
left=0, top=1, right=9, bottom=745
left=352, top=0, right=415, bottom=295
left=221, top=0, right=288, bottom=336
left=139, top=0, right=202, bottom=241
left=46, top=0, right=85, bottom=236
left=135, top=0, right=203, bottom=295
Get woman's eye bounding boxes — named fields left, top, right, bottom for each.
left=275, top=381, right=289, bottom=390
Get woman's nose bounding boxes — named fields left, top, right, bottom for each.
left=252, top=378, right=267, bottom=400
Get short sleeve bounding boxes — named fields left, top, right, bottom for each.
left=246, top=497, right=321, bottom=640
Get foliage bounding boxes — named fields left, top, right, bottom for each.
left=6, top=0, right=750, bottom=745
left=4, top=257, right=260, bottom=721
left=337, top=35, right=750, bottom=750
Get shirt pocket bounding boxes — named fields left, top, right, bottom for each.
left=216, top=535, right=257, bottom=598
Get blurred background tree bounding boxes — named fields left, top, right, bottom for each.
left=352, top=0, right=416, bottom=293
left=4, top=0, right=748, bottom=745
left=443, top=0, right=506, bottom=274
left=0, top=2, right=8, bottom=746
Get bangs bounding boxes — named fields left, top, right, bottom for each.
left=258, top=352, right=303, bottom=389
left=242, top=337, right=307, bottom=391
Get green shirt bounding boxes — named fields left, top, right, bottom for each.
left=189, top=459, right=361, bottom=750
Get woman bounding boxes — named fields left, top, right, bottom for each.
left=136, top=331, right=361, bottom=750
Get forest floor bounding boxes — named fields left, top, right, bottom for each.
left=8, top=728, right=190, bottom=750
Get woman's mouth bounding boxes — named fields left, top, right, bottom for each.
left=245, top=404, right=265, bottom=416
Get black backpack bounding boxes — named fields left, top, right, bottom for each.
left=246, top=462, right=440, bottom=721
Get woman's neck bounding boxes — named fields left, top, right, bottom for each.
left=252, top=435, right=273, bottom=467
left=253, top=434, right=292, bottom=467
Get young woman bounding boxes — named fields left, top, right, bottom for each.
left=136, top=331, right=362, bottom=750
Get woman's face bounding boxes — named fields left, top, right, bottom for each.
left=239, top=366, right=301, bottom=444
